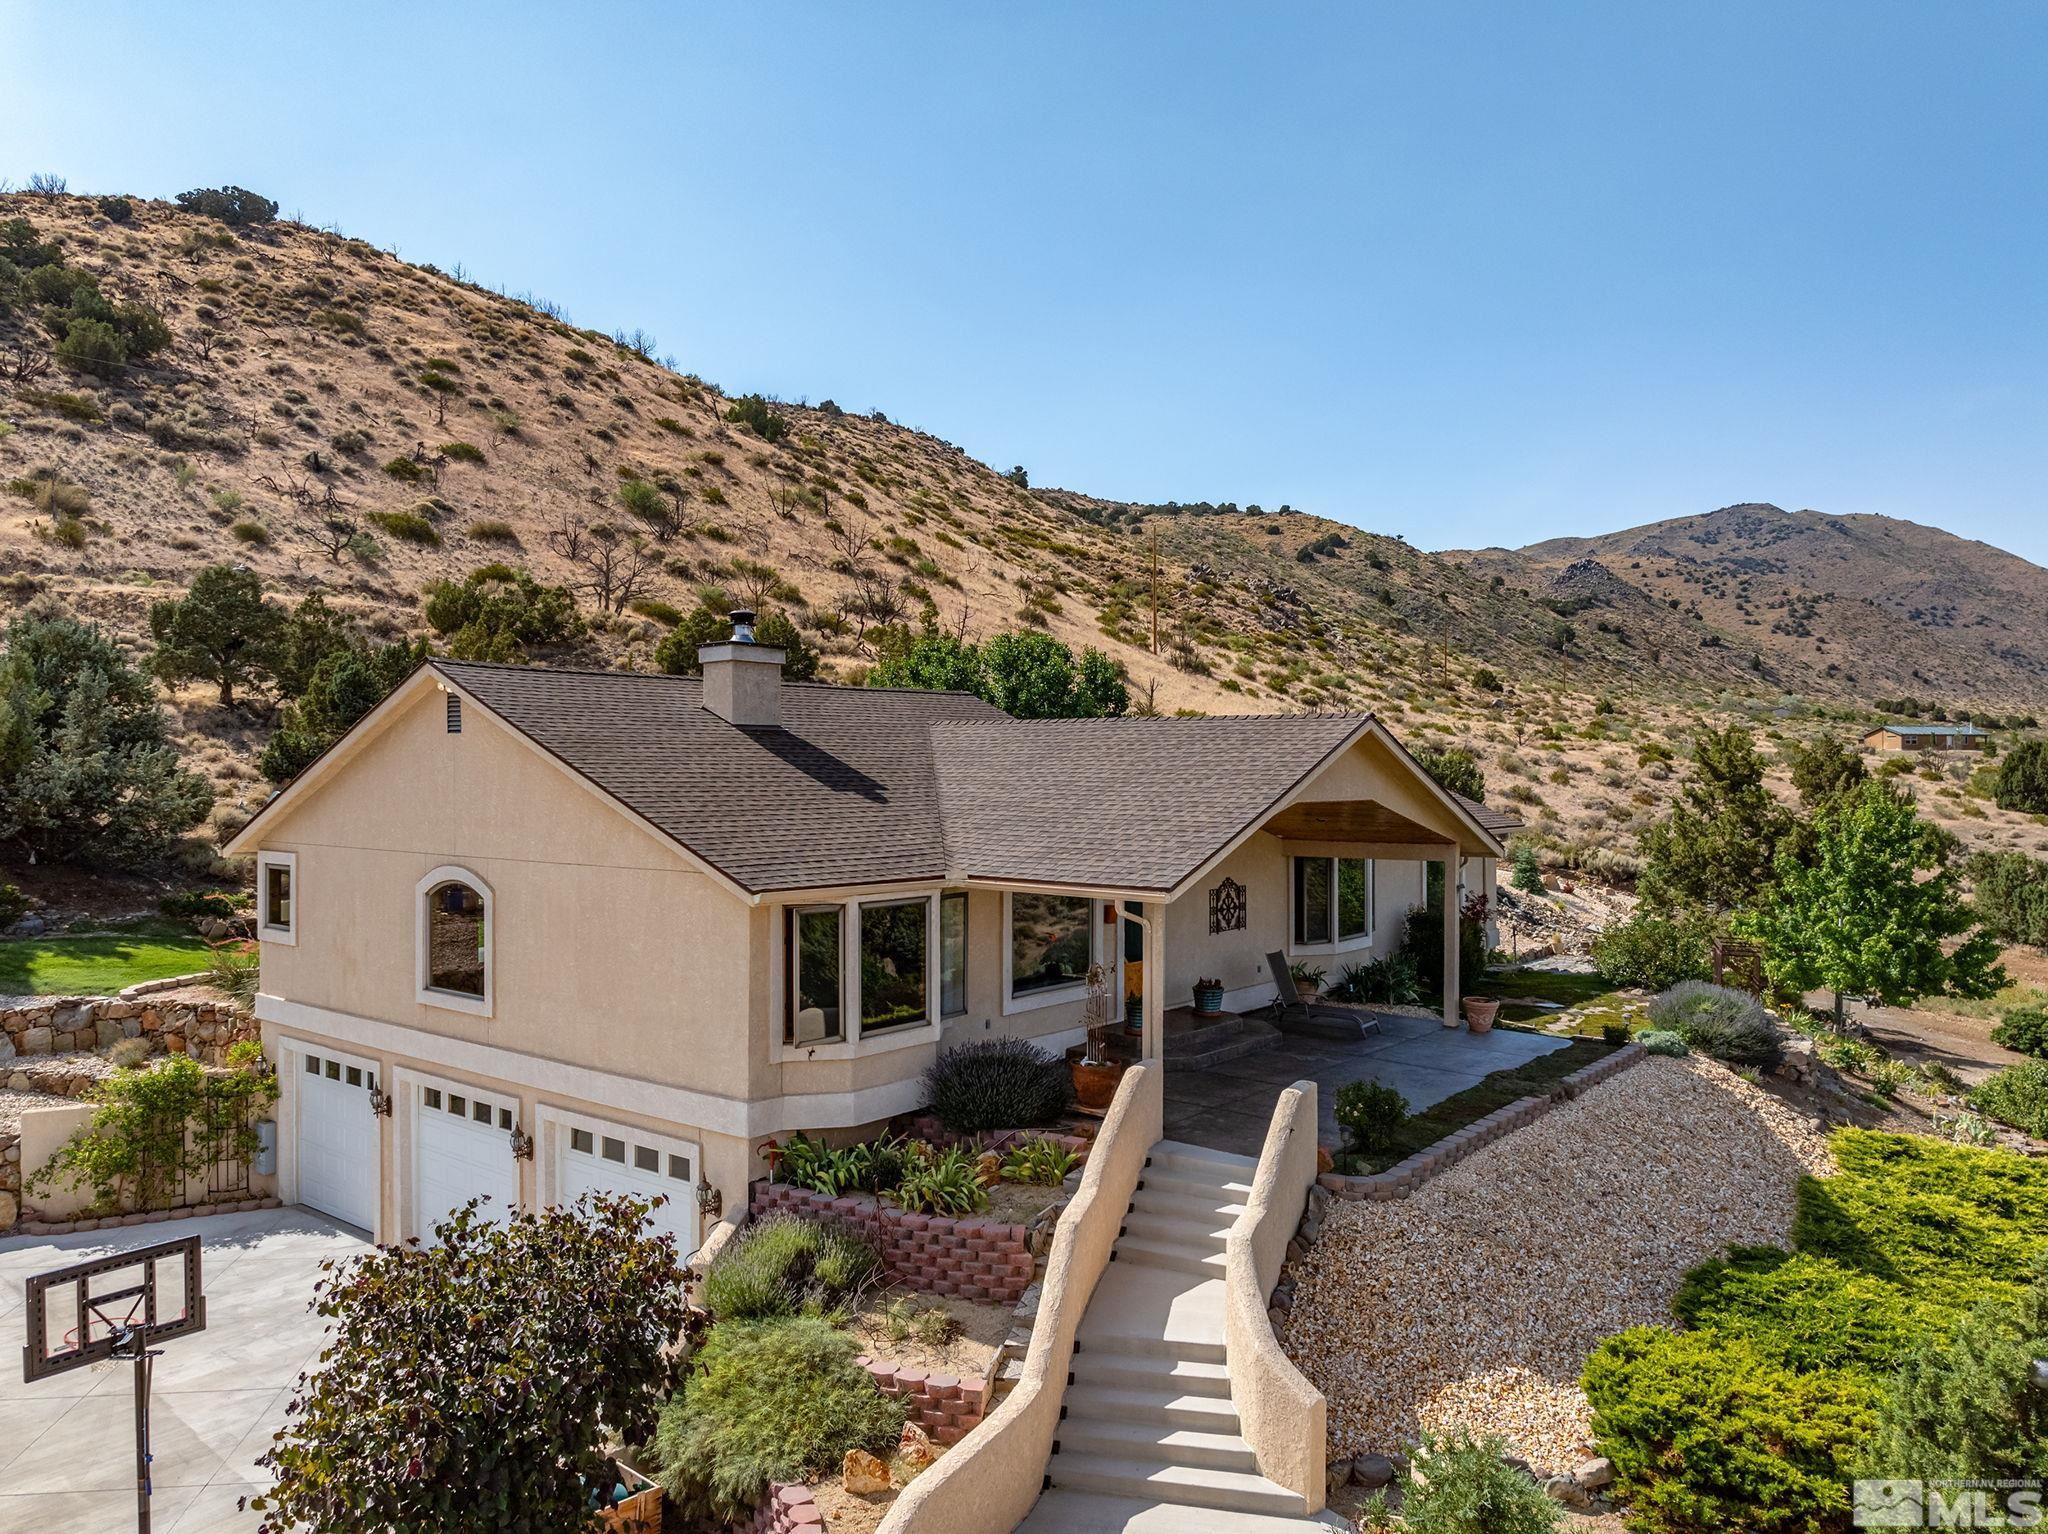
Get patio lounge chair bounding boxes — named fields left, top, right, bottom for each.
left=1265, top=950, right=1383, bottom=1040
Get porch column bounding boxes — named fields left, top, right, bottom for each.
left=1141, top=899, right=1166, bottom=1064
left=1441, top=853, right=1460, bottom=1028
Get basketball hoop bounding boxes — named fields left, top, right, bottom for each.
left=21, top=1236, right=208, bottom=1534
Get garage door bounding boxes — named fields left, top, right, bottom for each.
left=295, top=1050, right=380, bottom=1232
left=413, top=1082, right=521, bottom=1239
left=553, top=1116, right=699, bottom=1255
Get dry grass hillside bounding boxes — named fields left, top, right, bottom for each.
left=2, top=190, right=2045, bottom=872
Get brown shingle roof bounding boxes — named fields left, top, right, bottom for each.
left=434, top=662, right=1503, bottom=895
left=1456, top=794, right=1524, bottom=837
left=928, top=715, right=1367, bottom=892
left=438, top=661, right=1003, bottom=892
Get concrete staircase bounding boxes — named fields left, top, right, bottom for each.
left=1160, top=1010, right=1283, bottom=1071
left=1014, top=1141, right=1344, bottom=1532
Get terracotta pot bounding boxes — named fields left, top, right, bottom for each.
left=1071, top=1059, right=1124, bottom=1112
left=1295, top=980, right=1319, bottom=1002
left=1462, top=997, right=1500, bottom=1034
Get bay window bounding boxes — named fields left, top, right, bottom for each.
left=1008, top=892, right=1096, bottom=1001
left=783, top=892, right=940, bottom=1048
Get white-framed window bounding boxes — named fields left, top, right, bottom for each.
left=1003, top=890, right=1103, bottom=1014
left=779, top=890, right=941, bottom=1052
left=939, top=890, right=968, bottom=1018
left=256, top=850, right=297, bottom=946
left=1291, top=857, right=1374, bottom=951
left=416, top=865, right=492, bottom=1017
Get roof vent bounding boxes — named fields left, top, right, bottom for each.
left=699, top=609, right=785, bottom=729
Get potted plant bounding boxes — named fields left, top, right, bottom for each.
left=1070, top=964, right=1124, bottom=1113
left=1192, top=977, right=1225, bottom=1017
left=1462, top=996, right=1501, bottom=1033
left=1287, top=960, right=1325, bottom=1002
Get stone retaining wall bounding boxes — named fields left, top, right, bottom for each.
left=750, top=1182, right=1037, bottom=1304
left=13, top=1194, right=283, bottom=1238
left=2, top=980, right=253, bottom=1068
left=1318, top=1043, right=1646, bottom=1201
left=742, top=1483, right=823, bottom=1533
left=857, top=1355, right=991, bottom=1446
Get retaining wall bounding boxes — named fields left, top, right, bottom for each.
left=749, top=1182, right=1037, bottom=1305
left=858, top=1356, right=992, bottom=1446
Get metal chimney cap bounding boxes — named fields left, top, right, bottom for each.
left=728, top=609, right=757, bottom=643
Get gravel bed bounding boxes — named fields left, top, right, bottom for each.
left=0, top=1086, right=70, bottom=1135
left=1281, top=1054, right=1834, bottom=1474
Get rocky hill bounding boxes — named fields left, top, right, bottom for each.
left=1451, top=503, right=2048, bottom=709
left=3, top=189, right=2046, bottom=873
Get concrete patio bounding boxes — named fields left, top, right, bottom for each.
left=1161, top=1011, right=1570, bottom=1156
left=0, top=1207, right=370, bottom=1534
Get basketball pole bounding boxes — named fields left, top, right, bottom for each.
left=114, top=1323, right=160, bottom=1534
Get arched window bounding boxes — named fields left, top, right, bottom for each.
left=417, top=867, right=492, bottom=1014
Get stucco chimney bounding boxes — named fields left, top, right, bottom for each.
left=699, top=609, right=784, bottom=728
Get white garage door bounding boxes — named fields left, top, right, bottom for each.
left=553, top=1116, right=699, bottom=1256
left=295, top=1050, right=380, bottom=1232
left=413, top=1082, right=521, bottom=1239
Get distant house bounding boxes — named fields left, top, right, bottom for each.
left=1863, top=722, right=1990, bottom=752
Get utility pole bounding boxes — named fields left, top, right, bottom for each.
left=1148, top=527, right=1160, bottom=655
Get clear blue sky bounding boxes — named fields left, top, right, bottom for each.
left=4, top=2, right=2044, bottom=558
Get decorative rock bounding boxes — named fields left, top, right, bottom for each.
left=95, top=1019, right=126, bottom=1049
left=842, top=1449, right=891, bottom=1494
left=1542, top=1474, right=1591, bottom=1508
left=1352, top=1453, right=1399, bottom=1489
left=898, top=1421, right=936, bottom=1469
left=22, top=1026, right=51, bottom=1056
left=1575, top=1456, right=1613, bottom=1490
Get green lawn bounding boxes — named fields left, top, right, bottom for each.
left=0, top=920, right=217, bottom=996
left=1472, top=966, right=1642, bottom=1033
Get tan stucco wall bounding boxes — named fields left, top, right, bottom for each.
left=18, top=1100, right=280, bottom=1220
left=1226, top=1081, right=1326, bottom=1511
left=253, top=685, right=755, bottom=1099
left=877, top=1063, right=1164, bottom=1534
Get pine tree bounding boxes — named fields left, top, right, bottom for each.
left=1636, top=726, right=1794, bottom=914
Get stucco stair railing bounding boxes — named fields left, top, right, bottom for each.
left=1017, top=1128, right=1343, bottom=1531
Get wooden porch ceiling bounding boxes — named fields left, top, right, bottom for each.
left=1260, top=799, right=1453, bottom=846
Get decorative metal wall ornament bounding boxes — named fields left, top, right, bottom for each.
left=1208, top=877, right=1247, bottom=935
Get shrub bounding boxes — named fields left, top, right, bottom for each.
left=1675, top=1245, right=1937, bottom=1374
left=422, top=564, right=583, bottom=659
left=654, top=1317, right=905, bottom=1524
left=1583, top=1326, right=1878, bottom=1534
left=0, top=882, right=28, bottom=927
left=893, top=1143, right=987, bottom=1216
left=1816, top=1032, right=1882, bottom=1074
left=1994, top=739, right=2048, bottom=816
left=631, top=597, right=685, bottom=626
left=466, top=518, right=519, bottom=544
left=697, top=1214, right=880, bottom=1322
left=95, top=195, right=133, bottom=222
left=1991, top=1005, right=2048, bottom=1059
left=56, top=316, right=125, bottom=377
left=1328, top=952, right=1424, bottom=1005
left=382, top=455, right=428, bottom=482
left=159, top=888, right=242, bottom=921
left=16, top=387, right=102, bottom=422
left=772, top=1131, right=907, bottom=1198
left=1399, top=1430, right=1561, bottom=1534
left=230, top=518, right=268, bottom=544
left=1866, top=1256, right=2048, bottom=1480
left=175, top=185, right=277, bottom=226
left=252, top=1194, right=687, bottom=1534
left=1333, top=1080, right=1409, bottom=1155
left=1591, top=912, right=1713, bottom=992
left=438, top=439, right=486, bottom=464
left=1647, top=981, right=1781, bottom=1068
left=1601, top=1020, right=1631, bottom=1046
left=1967, top=850, right=2048, bottom=947
left=368, top=509, right=439, bottom=545
left=1638, top=1029, right=1689, bottom=1057
left=1970, top=1061, right=2048, bottom=1138
left=922, top=1038, right=1074, bottom=1133
left=1002, top=1137, right=1081, bottom=1186
left=724, top=393, right=790, bottom=443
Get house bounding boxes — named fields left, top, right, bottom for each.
left=1862, top=722, right=1990, bottom=752
left=223, top=618, right=1513, bottom=1253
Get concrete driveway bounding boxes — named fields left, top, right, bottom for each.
left=0, top=1207, right=371, bottom=1534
